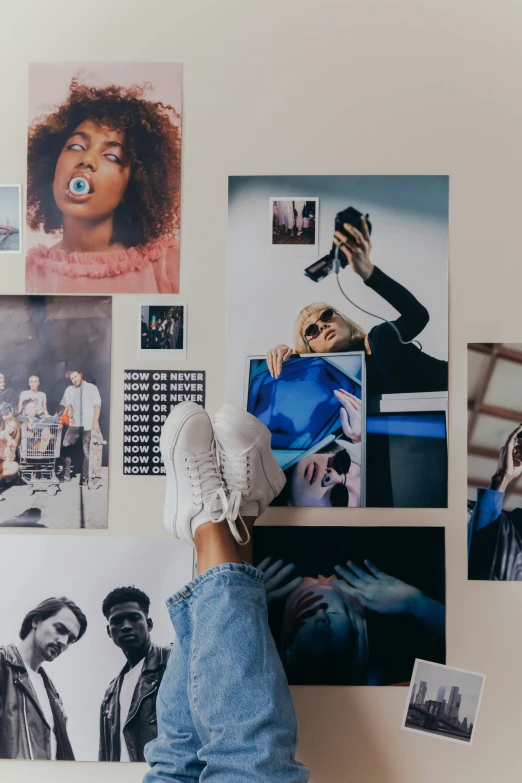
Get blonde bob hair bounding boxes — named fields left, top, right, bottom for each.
left=294, top=302, right=365, bottom=354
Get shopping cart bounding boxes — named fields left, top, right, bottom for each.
left=19, top=418, right=63, bottom=496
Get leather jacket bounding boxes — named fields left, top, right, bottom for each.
left=99, top=642, right=170, bottom=762
left=0, top=644, right=74, bottom=760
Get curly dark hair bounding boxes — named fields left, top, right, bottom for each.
left=27, top=78, right=181, bottom=248
left=102, top=586, right=151, bottom=619
left=20, top=596, right=88, bottom=642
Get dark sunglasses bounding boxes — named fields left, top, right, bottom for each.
left=303, top=308, right=334, bottom=341
left=329, top=449, right=351, bottom=507
left=332, top=449, right=352, bottom=476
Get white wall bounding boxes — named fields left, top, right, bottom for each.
left=1, top=0, right=522, bottom=781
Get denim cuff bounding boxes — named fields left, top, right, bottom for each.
left=166, top=562, right=264, bottom=609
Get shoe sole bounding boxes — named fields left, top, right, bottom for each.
left=160, top=402, right=210, bottom=541
left=214, top=404, right=286, bottom=499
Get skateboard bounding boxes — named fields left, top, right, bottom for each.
left=88, top=433, right=107, bottom=490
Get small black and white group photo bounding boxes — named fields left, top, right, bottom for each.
left=0, top=295, right=111, bottom=529
left=270, top=198, right=318, bottom=247
left=402, top=659, right=486, bottom=745
left=138, top=302, right=186, bottom=361
left=0, top=185, right=22, bottom=254
left=0, top=534, right=193, bottom=762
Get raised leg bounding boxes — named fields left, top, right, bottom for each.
left=145, top=401, right=308, bottom=783
left=170, top=522, right=309, bottom=783
left=143, top=610, right=204, bottom=782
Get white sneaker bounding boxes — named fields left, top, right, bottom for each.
left=160, top=402, right=228, bottom=546
left=213, top=404, right=286, bottom=538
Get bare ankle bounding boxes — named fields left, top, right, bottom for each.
left=194, top=520, right=242, bottom=574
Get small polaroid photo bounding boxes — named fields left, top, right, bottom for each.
left=0, top=185, right=22, bottom=254
left=138, top=300, right=187, bottom=362
left=270, top=197, right=319, bottom=256
left=402, top=659, right=486, bottom=746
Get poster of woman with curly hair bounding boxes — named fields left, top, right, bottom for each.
left=25, top=63, right=182, bottom=294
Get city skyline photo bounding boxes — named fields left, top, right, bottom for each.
left=0, top=185, right=21, bottom=253
left=402, top=659, right=486, bottom=745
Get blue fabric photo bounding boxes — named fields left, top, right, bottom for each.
left=366, top=412, right=446, bottom=439
left=247, top=356, right=360, bottom=450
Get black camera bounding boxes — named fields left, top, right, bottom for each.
left=304, top=206, right=371, bottom=283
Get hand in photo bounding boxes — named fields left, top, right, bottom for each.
left=333, top=560, right=421, bottom=615
left=490, top=423, right=522, bottom=492
left=254, top=526, right=445, bottom=686
left=257, top=557, right=303, bottom=604
left=334, top=389, right=362, bottom=442
left=266, top=344, right=294, bottom=378
left=468, top=345, right=522, bottom=581
left=333, top=560, right=445, bottom=635
left=333, top=215, right=374, bottom=281
left=292, top=590, right=326, bottom=629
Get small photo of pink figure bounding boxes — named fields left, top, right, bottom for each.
left=271, top=197, right=318, bottom=247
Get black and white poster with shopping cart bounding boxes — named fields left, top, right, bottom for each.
left=0, top=296, right=111, bottom=528
left=123, top=369, right=206, bottom=475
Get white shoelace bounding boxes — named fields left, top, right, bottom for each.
left=217, top=449, right=251, bottom=546
left=185, top=450, right=228, bottom=522
left=218, top=450, right=251, bottom=494
left=186, top=448, right=250, bottom=545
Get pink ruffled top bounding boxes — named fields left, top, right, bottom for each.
left=25, top=237, right=179, bottom=294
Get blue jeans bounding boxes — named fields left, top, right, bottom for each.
left=144, top=563, right=309, bottom=782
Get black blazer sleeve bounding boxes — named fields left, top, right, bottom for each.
left=365, top=265, right=429, bottom=342
left=469, top=510, right=522, bottom=581
left=0, top=649, right=6, bottom=729
left=99, top=699, right=109, bottom=761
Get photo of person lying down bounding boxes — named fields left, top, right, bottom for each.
left=245, top=353, right=365, bottom=507
left=254, top=526, right=446, bottom=686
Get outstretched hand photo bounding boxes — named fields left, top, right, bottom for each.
left=254, top=526, right=446, bottom=686
left=332, top=560, right=445, bottom=636
left=332, top=560, right=420, bottom=615
left=257, top=557, right=304, bottom=605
